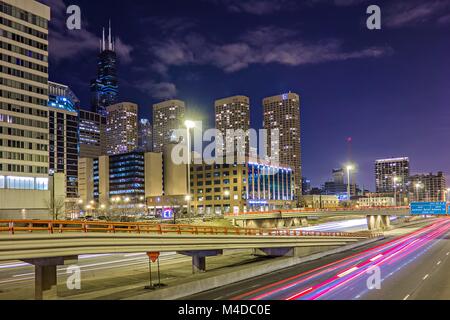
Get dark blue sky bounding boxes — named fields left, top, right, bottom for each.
left=42, top=0, right=450, bottom=190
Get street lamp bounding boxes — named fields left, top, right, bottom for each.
left=393, top=176, right=400, bottom=206
left=415, top=182, right=423, bottom=202
left=445, top=188, right=450, bottom=203
left=346, top=165, right=354, bottom=202
left=185, top=120, right=196, bottom=219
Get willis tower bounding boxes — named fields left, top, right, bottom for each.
left=90, top=21, right=118, bottom=117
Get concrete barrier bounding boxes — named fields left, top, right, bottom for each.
left=128, top=236, right=384, bottom=300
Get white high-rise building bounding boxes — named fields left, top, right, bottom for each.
left=106, top=102, right=138, bottom=155
left=263, top=93, right=302, bottom=198
left=215, top=95, right=250, bottom=157
left=152, top=100, right=185, bottom=153
left=0, top=0, right=59, bottom=218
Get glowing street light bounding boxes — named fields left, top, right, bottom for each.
left=184, top=120, right=196, bottom=129
left=393, top=176, right=401, bottom=206
left=346, top=165, right=354, bottom=201
left=185, top=120, right=196, bottom=218
left=415, top=182, right=423, bottom=201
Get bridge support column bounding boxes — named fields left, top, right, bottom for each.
left=367, top=215, right=375, bottom=230
left=23, top=256, right=78, bottom=300
left=367, top=215, right=390, bottom=231
left=178, top=250, right=223, bottom=274
left=381, top=216, right=391, bottom=230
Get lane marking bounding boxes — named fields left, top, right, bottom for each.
left=369, top=254, right=383, bottom=262
left=423, top=274, right=429, bottom=280
left=437, top=261, right=442, bottom=265
left=337, top=266, right=358, bottom=278
left=403, top=294, right=410, bottom=300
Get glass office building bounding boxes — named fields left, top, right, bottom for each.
left=94, top=152, right=145, bottom=202
left=190, top=160, right=295, bottom=215
left=48, top=81, right=79, bottom=199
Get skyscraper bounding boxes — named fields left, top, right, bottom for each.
left=215, top=95, right=250, bottom=157
left=106, top=102, right=138, bottom=155
left=152, top=99, right=185, bottom=153
left=138, top=118, right=152, bottom=152
left=409, top=172, right=446, bottom=202
left=90, top=22, right=118, bottom=117
left=0, top=0, right=51, bottom=217
left=375, top=157, right=409, bottom=193
left=79, top=110, right=106, bottom=158
left=48, top=81, right=79, bottom=199
left=263, top=92, right=302, bottom=199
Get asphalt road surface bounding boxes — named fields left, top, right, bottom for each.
left=187, top=219, right=450, bottom=300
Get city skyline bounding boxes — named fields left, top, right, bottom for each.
left=40, top=0, right=450, bottom=190
left=2, top=0, right=450, bottom=304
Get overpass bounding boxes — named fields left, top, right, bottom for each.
left=225, top=206, right=411, bottom=230
left=0, top=219, right=381, bottom=299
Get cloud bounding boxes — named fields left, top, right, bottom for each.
left=115, top=37, right=133, bottom=64
left=438, top=13, right=450, bottom=24
left=385, top=1, right=450, bottom=27
left=135, top=80, right=178, bottom=100
left=333, top=0, right=369, bottom=6
left=207, top=0, right=295, bottom=15
left=40, top=0, right=134, bottom=64
left=148, top=26, right=391, bottom=74
left=307, top=0, right=369, bottom=6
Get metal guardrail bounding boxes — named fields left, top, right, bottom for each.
left=224, top=206, right=411, bottom=217
left=0, top=220, right=381, bottom=239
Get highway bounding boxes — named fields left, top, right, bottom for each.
left=0, top=217, right=372, bottom=299
left=188, top=219, right=450, bottom=300
left=298, top=217, right=398, bottom=233
left=0, top=252, right=191, bottom=299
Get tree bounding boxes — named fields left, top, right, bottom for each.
left=45, top=196, right=66, bottom=221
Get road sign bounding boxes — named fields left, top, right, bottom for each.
left=147, top=252, right=160, bottom=263
left=410, top=202, right=447, bottom=215
left=162, top=208, right=173, bottom=219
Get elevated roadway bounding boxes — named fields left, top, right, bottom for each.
left=0, top=219, right=380, bottom=299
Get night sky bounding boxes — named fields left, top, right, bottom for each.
left=40, top=0, right=450, bottom=190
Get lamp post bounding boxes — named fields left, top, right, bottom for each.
left=446, top=188, right=450, bottom=203
left=393, top=176, right=399, bottom=206
left=415, top=182, right=423, bottom=202
left=223, top=190, right=230, bottom=216
left=346, top=165, right=354, bottom=203
left=185, top=120, right=195, bottom=219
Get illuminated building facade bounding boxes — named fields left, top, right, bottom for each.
left=138, top=118, right=152, bottom=152
left=90, top=22, right=118, bottom=117
left=48, top=81, right=79, bottom=199
left=79, top=110, right=106, bottom=158
left=152, top=99, right=185, bottom=153
left=190, top=160, right=294, bottom=215
left=0, top=0, right=52, bottom=217
left=409, top=172, right=446, bottom=202
left=375, top=157, right=410, bottom=193
left=263, top=92, right=302, bottom=199
left=215, top=95, right=250, bottom=156
left=106, top=102, right=138, bottom=155
left=93, top=152, right=145, bottom=204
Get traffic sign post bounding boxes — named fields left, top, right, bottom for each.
left=410, top=202, right=448, bottom=215
left=144, top=252, right=166, bottom=290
